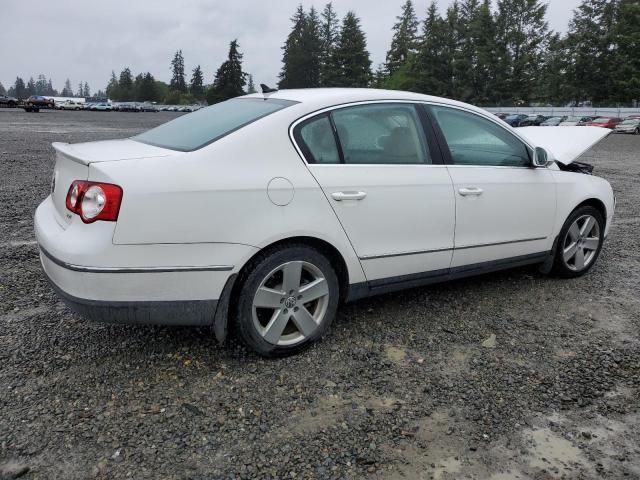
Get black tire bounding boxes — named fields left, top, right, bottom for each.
left=234, top=244, right=339, bottom=357
left=635, top=128, right=640, bottom=135
left=552, top=205, right=605, bottom=278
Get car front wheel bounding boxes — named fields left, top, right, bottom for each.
left=235, top=244, right=339, bottom=357
left=553, top=206, right=605, bottom=278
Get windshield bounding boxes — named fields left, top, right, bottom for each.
left=546, top=117, right=562, bottom=122
left=506, top=115, right=521, bottom=120
left=134, top=97, right=297, bottom=151
left=621, top=119, right=639, bottom=125
left=593, top=118, right=609, bottom=122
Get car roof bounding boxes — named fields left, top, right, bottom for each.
left=242, top=88, right=491, bottom=117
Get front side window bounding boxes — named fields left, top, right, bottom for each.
left=134, top=97, right=297, bottom=152
left=430, top=106, right=531, bottom=167
left=331, top=104, right=431, bottom=164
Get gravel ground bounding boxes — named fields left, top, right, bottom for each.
left=1, top=109, right=639, bottom=480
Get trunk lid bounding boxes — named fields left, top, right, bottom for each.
left=50, top=140, right=173, bottom=227
left=517, top=126, right=611, bottom=165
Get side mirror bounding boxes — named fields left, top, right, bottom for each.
left=533, top=147, right=552, bottom=167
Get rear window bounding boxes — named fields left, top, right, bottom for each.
left=593, top=118, right=610, bottom=122
left=134, top=97, right=297, bottom=152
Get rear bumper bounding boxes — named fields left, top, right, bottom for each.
left=34, top=195, right=257, bottom=327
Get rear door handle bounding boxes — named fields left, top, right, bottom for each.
left=331, top=191, right=367, bottom=201
left=458, top=187, right=484, bottom=197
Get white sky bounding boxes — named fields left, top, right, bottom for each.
left=1, top=0, right=582, bottom=93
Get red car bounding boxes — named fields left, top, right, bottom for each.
left=587, top=117, right=622, bottom=129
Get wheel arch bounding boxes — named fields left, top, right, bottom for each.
left=572, top=198, right=607, bottom=226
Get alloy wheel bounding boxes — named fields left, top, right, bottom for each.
left=562, top=214, right=601, bottom=271
left=252, top=260, right=330, bottom=346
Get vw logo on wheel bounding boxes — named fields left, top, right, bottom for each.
left=284, top=296, right=297, bottom=308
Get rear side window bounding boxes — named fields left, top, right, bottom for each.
left=430, top=106, right=531, bottom=167
left=295, top=115, right=341, bottom=164
left=134, top=97, right=297, bottom=152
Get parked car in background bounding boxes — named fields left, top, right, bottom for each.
left=140, top=104, right=158, bottom=112
left=625, top=114, right=640, bottom=120
left=118, top=103, right=138, bottom=112
left=90, top=103, right=113, bottom=111
left=24, top=95, right=55, bottom=111
left=540, top=116, right=568, bottom=126
left=588, top=117, right=622, bottom=129
left=614, top=118, right=640, bottom=135
left=34, top=89, right=615, bottom=356
left=61, top=101, right=84, bottom=111
left=503, top=114, right=529, bottom=127
left=519, top=115, right=549, bottom=127
left=559, top=116, right=593, bottom=126
left=494, top=113, right=510, bottom=120
left=0, top=94, right=18, bottom=108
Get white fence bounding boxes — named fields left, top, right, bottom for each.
left=484, top=107, right=640, bottom=118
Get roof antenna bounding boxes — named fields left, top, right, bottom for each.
left=260, top=84, right=278, bottom=96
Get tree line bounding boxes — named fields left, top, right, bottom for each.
left=2, top=0, right=636, bottom=106
left=1, top=74, right=100, bottom=100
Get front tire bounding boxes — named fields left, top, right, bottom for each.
left=552, top=206, right=605, bottom=278
left=235, top=244, right=339, bottom=357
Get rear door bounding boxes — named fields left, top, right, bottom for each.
left=427, top=105, right=556, bottom=269
left=293, top=102, right=456, bottom=281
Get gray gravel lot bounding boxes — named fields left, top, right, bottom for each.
left=1, top=109, right=639, bottom=480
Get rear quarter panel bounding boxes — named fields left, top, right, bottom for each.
left=90, top=112, right=367, bottom=284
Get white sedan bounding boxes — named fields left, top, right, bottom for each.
left=35, top=89, right=615, bottom=356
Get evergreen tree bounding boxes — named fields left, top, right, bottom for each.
left=278, top=6, right=322, bottom=88
left=190, top=65, right=205, bottom=99
left=538, top=33, right=571, bottom=105
left=26, top=77, right=36, bottom=96
left=495, top=0, right=549, bottom=105
left=247, top=74, right=257, bottom=94
left=320, top=3, right=341, bottom=86
left=207, top=40, right=247, bottom=104
left=35, top=75, right=48, bottom=95
left=443, top=2, right=464, bottom=98
left=385, top=0, right=419, bottom=76
left=77, top=82, right=83, bottom=97
left=61, top=78, right=73, bottom=97
left=328, top=11, right=372, bottom=87
left=106, top=71, right=119, bottom=100
left=470, top=0, right=500, bottom=104
left=410, top=2, right=450, bottom=96
left=0, top=82, right=5, bottom=96
left=613, top=0, right=640, bottom=103
left=119, top=68, right=134, bottom=100
left=170, top=50, right=187, bottom=92
left=12, top=77, right=26, bottom=98
left=83, top=82, right=90, bottom=97
left=46, top=79, right=57, bottom=96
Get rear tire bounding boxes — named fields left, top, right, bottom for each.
left=234, top=244, right=339, bottom=357
left=552, top=205, right=605, bottom=278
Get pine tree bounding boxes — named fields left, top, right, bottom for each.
left=119, top=68, right=134, bottom=100
left=471, top=0, right=500, bottom=104
left=136, top=72, right=157, bottom=101
left=410, top=2, right=450, bottom=96
left=77, top=82, right=83, bottom=97
left=35, top=75, right=48, bottom=95
left=320, top=3, right=341, bottom=86
left=495, top=0, right=549, bottom=105
left=207, top=40, right=247, bottom=104
left=83, top=82, right=90, bottom=97
left=0, top=82, right=5, bottom=96
left=12, top=77, right=26, bottom=98
left=385, top=0, right=419, bottom=76
left=61, top=78, right=73, bottom=97
left=443, top=2, right=464, bottom=98
left=538, top=33, right=571, bottom=105
left=613, top=0, right=640, bottom=103
left=46, top=79, right=56, bottom=96
left=106, top=71, right=119, bottom=100
left=190, top=65, right=205, bottom=99
left=247, top=74, right=257, bottom=94
left=278, top=6, right=322, bottom=88
left=26, top=77, right=37, bottom=96
left=170, top=50, right=187, bottom=92
left=329, top=11, right=372, bottom=87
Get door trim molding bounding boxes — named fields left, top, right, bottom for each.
left=359, top=236, right=547, bottom=260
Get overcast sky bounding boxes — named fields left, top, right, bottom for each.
left=1, top=0, right=582, bottom=94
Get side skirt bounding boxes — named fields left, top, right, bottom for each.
left=346, top=251, right=549, bottom=301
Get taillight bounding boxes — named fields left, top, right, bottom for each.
left=66, top=180, right=123, bottom=223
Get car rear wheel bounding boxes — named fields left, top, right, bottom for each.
left=635, top=128, right=640, bottom=135
left=235, top=244, right=339, bottom=357
left=552, top=206, right=605, bottom=278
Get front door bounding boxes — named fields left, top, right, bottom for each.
left=293, top=102, right=456, bottom=281
left=427, top=105, right=556, bottom=269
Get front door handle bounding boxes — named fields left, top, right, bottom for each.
left=458, top=187, right=484, bottom=197
left=331, top=191, right=367, bottom=201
